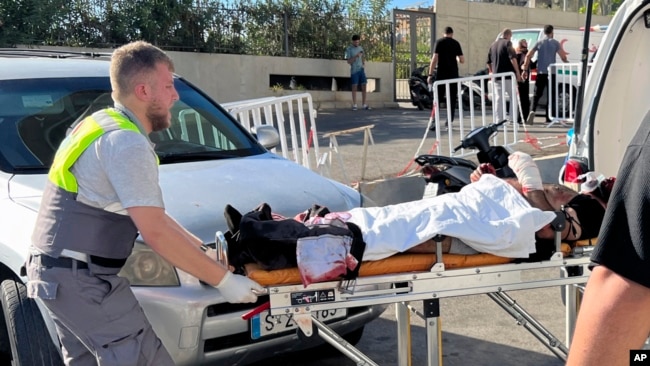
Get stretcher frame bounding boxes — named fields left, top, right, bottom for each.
left=219, top=216, right=593, bottom=366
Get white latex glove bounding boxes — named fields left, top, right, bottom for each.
left=508, top=151, right=542, bottom=193
left=216, top=271, right=264, bottom=303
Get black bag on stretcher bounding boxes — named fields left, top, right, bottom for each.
left=223, top=203, right=366, bottom=284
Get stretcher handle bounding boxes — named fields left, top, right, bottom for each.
left=241, top=301, right=270, bottom=320
left=215, top=231, right=228, bottom=267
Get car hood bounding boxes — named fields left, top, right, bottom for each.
left=8, top=153, right=360, bottom=243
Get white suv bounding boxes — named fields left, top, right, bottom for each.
left=0, top=50, right=385, bottom=365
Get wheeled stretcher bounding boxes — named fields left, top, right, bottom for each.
left=216, top=215, right=596, bottom=366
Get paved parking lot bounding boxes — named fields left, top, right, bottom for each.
left=311, top=105, right=571, bottom=185
left=256, top=105, right=573, bottom=365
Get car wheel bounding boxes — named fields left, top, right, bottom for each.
left=0, top=279, right=63, bottom=366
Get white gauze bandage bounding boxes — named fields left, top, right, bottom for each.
left=507, top=151, right=542, bottom=193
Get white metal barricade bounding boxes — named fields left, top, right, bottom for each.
left=223, top=93, right=319, bottom=170
left=547, top=62, right=593, bottom=127
left=429, top=73, right=520, bottom=159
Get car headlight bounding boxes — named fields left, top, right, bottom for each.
left=118, top=242, right=180, bottom=286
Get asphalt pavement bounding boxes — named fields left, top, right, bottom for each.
left=257, top=104, right=573, bottom=366
left=310, top=104, right=571, bottom=185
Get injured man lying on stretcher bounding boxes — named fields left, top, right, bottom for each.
left=224, top=152, right=611, bottom=285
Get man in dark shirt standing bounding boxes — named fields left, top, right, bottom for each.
left=427, top=26, right=464, bottom=129
left=522, top=24, right=568, bottom=124
left=487, top=28, right=522, bottom=123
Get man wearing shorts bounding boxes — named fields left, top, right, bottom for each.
left=345, top=34, right=370, bottom=111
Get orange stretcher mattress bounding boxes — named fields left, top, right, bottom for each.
left=246, top=237, right=599, bottom=287
left=246, top=253, right=512, bottom=286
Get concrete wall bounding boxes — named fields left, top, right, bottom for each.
left=41, top=2, right=612, bottom=109
left=167, top=52, right=394, bottom=108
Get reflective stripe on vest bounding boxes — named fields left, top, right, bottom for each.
left=48, top=108, right=140, bottom=192
left=32, top=108, right=143, bottom=262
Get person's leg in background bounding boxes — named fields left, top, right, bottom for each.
left=360, top=70, right=370, bottom=110
left=518, top=79, right=530, bottom=121
left=546, top=73, right=555, bottom=122
left=529, top=73, right=548, bottom=124
left=504, top=79, right=516, bottom=123
left=350, top=71, right=360, bottom=110
left=436, top=82, right=450, bottom=126
left=449, top=81, right=458, bottom=122
left=493, top=79, right=505, bottom=122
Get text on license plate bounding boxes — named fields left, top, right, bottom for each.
left=251, top=308, right=347, bottom=339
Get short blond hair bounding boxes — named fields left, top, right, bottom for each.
left=110, top=41, right=175, bottom=100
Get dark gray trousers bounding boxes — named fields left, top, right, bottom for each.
left=26, top=256, right=175, bottom=366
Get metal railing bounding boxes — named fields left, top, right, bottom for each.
left=428, top=73, right=520, bottom=158
left=547, top=62, right=592, bottom=126
left=223, top=93, right=320, bottom=170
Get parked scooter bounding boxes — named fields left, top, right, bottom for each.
left=409, top=65, right=433, bottom=110
left=415, top=119, right=515, bottom=195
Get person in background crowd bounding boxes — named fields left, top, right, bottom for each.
left=522, top=24, right=568, bottom=124
left=487, top=28, right=523, bottom=123
left=516, top=38, right=530, bottom=121
left=345, top=34, right=371, bottom=111
left=427, top=26, right=464, bottom=130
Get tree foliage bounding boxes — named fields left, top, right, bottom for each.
left=0, top=0, right=392, bottom=61
left=579, top=0, right=623, bottom=15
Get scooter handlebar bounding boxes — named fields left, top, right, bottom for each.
left=453, top=119, right=509, bottom=153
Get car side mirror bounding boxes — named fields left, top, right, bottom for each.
left=252, top=124, right=280, bottom=150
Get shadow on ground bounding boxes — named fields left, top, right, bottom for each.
left=253, top=316, right=564, bottom=365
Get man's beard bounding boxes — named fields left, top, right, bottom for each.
left=147, top=101, right=171, bottom=132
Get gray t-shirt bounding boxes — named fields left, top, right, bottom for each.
left=72, top=123, right=164, bottom=215
left=531, top=37, right=562, bottom=74
left=344, top=45, right=365, bottom=74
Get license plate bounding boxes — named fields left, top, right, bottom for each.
left=250, top=308, right=347, bottom=339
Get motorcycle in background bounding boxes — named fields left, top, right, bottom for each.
left=410, top=65, right=490, bottom=111
left=415, top=119, right=514, bottom=195
left=408, top=65, right=433, bottom=110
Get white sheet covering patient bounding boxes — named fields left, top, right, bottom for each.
left=309, top=174, right=556, bottom=261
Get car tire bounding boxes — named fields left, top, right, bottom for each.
left=0, top=279, right=63, bottom=366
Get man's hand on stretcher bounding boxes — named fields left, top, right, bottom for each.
left=203, top=245, right=265, bottom=303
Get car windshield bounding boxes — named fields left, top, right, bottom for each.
left=0, top=76, right=264, bottom=174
